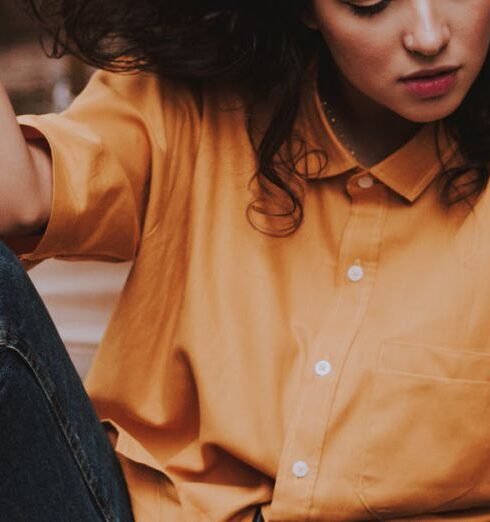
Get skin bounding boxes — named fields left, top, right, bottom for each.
left=304, top=0, right=490, bottom=167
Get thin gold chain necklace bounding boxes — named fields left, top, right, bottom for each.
left=320, top=97, right=358, bottom=159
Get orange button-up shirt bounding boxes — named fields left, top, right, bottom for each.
left=12, top=66, right=490, bottom=522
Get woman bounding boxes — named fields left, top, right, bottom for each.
left=1, top=0, right=490, bottom=520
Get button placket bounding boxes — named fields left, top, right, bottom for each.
left=269, top=175, right=389, bottom=519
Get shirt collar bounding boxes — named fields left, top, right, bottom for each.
left=298, top=65, right=459, bottom=202
left=369, top=123, right=457, bottom=202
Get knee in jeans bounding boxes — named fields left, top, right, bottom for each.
left=0, top=241, right=30, bottom=287
left=0, top=241, right=45, bottom=336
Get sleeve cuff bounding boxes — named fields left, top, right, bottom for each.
left=12, top=114, right=79, bottom=268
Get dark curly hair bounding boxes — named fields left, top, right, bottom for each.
left=22, top=0, right=490, bottom=235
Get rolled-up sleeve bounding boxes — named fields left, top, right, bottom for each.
left=10, top=69, right=154, bottom=269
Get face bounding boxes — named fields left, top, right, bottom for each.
left=306, top=0, right=490, bottom=123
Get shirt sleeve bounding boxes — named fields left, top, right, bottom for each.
left=9, top=69, right=155, bottom=270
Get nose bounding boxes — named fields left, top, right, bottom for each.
left=403, top=0, right=450, bottom=57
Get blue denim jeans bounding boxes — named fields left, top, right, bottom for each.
left=0, top=242, right=134, bottom=521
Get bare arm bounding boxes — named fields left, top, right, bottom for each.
left=0, top=81, right=52, bottom=237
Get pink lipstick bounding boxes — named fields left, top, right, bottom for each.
left=400, top=67, right=460, bottom=98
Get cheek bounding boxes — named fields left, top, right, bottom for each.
left=449, top=4, right=490, bottom=94
left=313, top=1, right=398, bottom=87
left=336, top=42, right=393, bottom=80
left=321, top=24, right=396, bottom=87
left=461, top=6, right=490, bottom=64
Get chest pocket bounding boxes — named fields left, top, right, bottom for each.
left=357, top=341, right=490, bottom=518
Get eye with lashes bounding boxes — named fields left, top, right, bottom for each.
left=344, top=0, right=393, bottom=17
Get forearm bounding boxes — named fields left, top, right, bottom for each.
left=0, top=82, right=52, bottom=237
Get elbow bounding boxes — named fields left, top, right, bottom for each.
left=0, top=204, right=49, bottom=239
left=19, top=205, right=49, bottom=237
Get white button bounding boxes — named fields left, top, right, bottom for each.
left=292, top=461, right=309, bottom=478
left=315, top=360, right=332, bottom=377
left=347, top=264, right=364, bottom=282
left=357, top=175, right=374, bottom=189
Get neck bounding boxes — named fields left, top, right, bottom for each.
left=320, top=66, right=422, bottom=168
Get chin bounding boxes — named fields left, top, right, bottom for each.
left=395, top=93, right=467, bottom=123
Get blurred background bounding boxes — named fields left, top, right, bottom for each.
left=0, top=2, right=131, bottom=378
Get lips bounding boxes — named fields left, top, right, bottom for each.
left=400, top=66, right=461, bottom=82
left=400, top=67, right=460, bottom=98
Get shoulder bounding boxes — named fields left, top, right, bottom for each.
left=77, top=69, right=202, bottom=119
left=65, top=69, right=209, bottom=153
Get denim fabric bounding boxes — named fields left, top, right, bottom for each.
left=0, top=242, right=134, bottom=522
